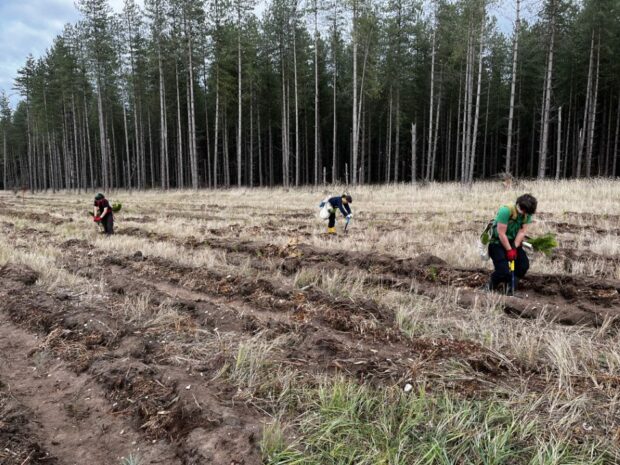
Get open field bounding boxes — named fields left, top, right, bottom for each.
left=0, top=179, right=620, bottom=464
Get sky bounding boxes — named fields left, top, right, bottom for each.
left=0, top=0, right=128, bottom=108
left=0, top=0, right=537, bottom=109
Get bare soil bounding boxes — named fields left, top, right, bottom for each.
left=2, top=192, right=620, bottom=462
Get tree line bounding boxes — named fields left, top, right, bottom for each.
left=1, top=0, right=619, bottom=191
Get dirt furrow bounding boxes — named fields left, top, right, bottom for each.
left=0, top=316, right=179, bottom=465
left=0, top=382, right=56, bottom=465
left=40, top=233, right=526, bottom=394
left=0, top=264, right=263, bottom=464
left=120, top=229, right=619, bottom=327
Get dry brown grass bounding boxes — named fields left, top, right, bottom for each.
left=1, top=180, right=620, bottom=461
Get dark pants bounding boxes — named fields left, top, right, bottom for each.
left=101, top=215, right=114, bottom=235
left=489, top=242, right=529, bottom=292
left=328, top=211, right=336, bottom=228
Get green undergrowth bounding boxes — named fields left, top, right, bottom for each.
left=261, top=380, right=613, bottom=465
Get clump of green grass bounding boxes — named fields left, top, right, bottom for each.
left=263, top=379, right=614, bottom=465
left=120, top=453, right=142, bottom=465
left=294, top=268, right=319, bottom=288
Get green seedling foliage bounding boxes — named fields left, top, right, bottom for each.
left=427, top=266, right=439, bottom=282
left=528, top=234, right=558, bottom=256
left=481, top=232, right=491, bottom=246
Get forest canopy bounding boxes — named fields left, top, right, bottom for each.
left=1, top=0, right=619, bottom=190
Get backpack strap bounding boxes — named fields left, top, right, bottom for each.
left=498, top=204, right=518, bottom=221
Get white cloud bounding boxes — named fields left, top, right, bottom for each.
left=0, top=0, right=134, bottom=107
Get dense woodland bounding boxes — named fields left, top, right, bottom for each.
left=1, top=0, right=619, bottom=190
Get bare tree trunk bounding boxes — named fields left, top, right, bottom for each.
left=269, top=122, right=274, bottom=186
left=563, top=86, right=572, bottom=178
left=367, top=111, right=372, bottom=182
left=237, top=4, right=243, bottom=187
left=224, top=109, right=230, bottom=186
left=505, top=0, right=520, bottom=174
left=281, top=55, right=289, bottom=187
left=202, top=61, right=212, bottom=188
left=461, top=31, right=472, bottom=183
left=555, top=105, right=562, bottom=180
left=258, top=108, right=263, bottom=186
left=293, top=2, right=300, bottom=186
left=431, top=87, right=441, bottom=181
left=427, top=24, right=436, bottom=181
left=482, top=79, right=491, bottom=178
left=249, top=90, right=254, bottom=186
left=175, top=60, right=184, bottom=188
left=585, top=33, right=600, bottom=178
left=82, top=95, right=93, bottom=189
left=386, top=88, right=392, bottom=182
left=446, top=107, right=452, bottom=181
left=2, top=127, right=6, bottom=189
left=331, top=45, right=337, bottom=182
left=613, top=95, right=620, bottom=177
left=394, top=96, right=400, bottom=182
left=122, top=101, right=131, bottom=189
left=148, top=111, right=154, bottom=187
left=455, top=73, right=462, bottom=180
left=577, top=32, right=595, bottom=178
left=214, top=73, right=220, bottom=186
left=158, top=47, right=169, bottom=189
left=530, top=111, right=536, bottom=177
left=351, top=0, right=358, bottom=184
left=538, top=7, right=555, bottom=179
left=94, top=80, right=107, bottom=190
left=411, top=123, right=416, bottom=184
left=604, top=97, right=612, bottom=176
left=468, top=20, right=485, bottom=184
left=186, top=17, right=198, bottom=189
left=314, top=0, right=319, bottom=186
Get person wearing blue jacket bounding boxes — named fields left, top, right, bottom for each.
left=319, top=194, right=353, bottom=234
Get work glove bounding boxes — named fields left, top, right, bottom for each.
left=506, top=249, right=517, bottom=261
left=346, top=214, right=352, bottom=220
left=93, top=216, right=101, bottom=223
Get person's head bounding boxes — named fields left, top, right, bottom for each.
left=342, top=193, right=353, bottom=204
left=516, top=194, right=537, bottom=215
left=95, top=193, right=105, bottom=201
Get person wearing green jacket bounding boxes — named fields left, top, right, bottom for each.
left=487, top=194, right=537, bottom=294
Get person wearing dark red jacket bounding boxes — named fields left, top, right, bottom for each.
left=93, top=193, right=114, bottom=235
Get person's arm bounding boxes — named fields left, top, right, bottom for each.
left=338, top=202, right=348, bottom=217
left=344, top=204, right=352, bottom=215
left=100, top=206, right=110, bottom=218
left=515, top=224, right=528, bottom=248
left=497, top=223, right=512, bottom=252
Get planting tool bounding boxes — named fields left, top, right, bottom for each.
left=509, top=259, right=515, bottom=296
left=344, top=216, right=351, bottom=234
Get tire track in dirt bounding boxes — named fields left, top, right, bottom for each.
left=0, top=382, right=56, bottom=465
left=0, top=265, right=182, bottom=465
left=0, top=314, right=178, bottom=465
